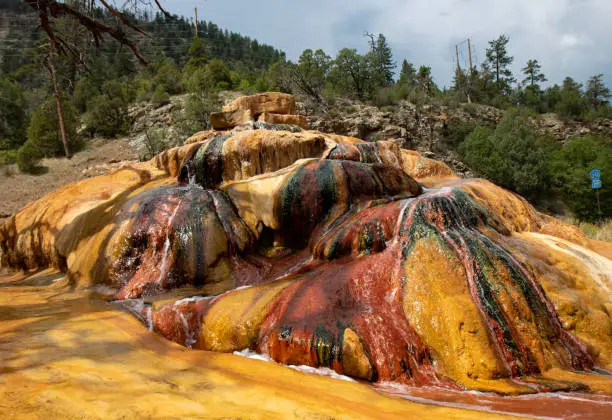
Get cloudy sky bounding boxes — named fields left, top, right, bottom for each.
left=164, top=0, right=612, bottom=88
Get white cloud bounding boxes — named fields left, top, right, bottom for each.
left=560, top=34, right=580, bottom=49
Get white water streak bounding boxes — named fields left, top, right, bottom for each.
left=232, top=349, right=355, bottom=382
left=155, top=200, right=182, bottom=286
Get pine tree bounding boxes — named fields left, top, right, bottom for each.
left=555, top=77, right=588, bottom=119
left=371, top=34, right=395, bottom=87
left=484, top=35, right=515, bottom=95
left=521, top=59, right=547, bottom=89
left=398, top=59, right=416, bottom=86
left=585, top=74, right=611, bottom=108
left=416, top=66, right=434, bottom=95
left=185, top=37, right=209, bottom=71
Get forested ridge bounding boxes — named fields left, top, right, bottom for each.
left=0, top=0, right=610, bottom=224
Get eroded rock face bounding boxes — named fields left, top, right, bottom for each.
left=210, top=92, right=307, bottom=130
left=0, top=94, right=610, bottom=395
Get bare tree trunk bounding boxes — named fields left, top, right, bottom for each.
left=47, top=54, right=71, bottom=159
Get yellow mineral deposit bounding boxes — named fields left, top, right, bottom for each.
left=1, top=93, right=611, bottom=419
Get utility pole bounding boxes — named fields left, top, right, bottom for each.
left=467, top=38, right=473, bottom=75
left=194, top=7, right=199, bottom=38
left=455, top=45, right=461, bottom=74
left=596, top=189, right=602, bottom=224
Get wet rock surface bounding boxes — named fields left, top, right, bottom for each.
left=0, top=94, right=611, bottom=400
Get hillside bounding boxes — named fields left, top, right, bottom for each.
left=0, top=2, right=610, bottom=225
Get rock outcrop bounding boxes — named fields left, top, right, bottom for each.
left=1, top=93, right=610, bottom=395
left=306, top=99, right=612, bottom=178
left=210, top=92, right=307, bottom=130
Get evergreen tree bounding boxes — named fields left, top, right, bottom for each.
left=521, top=59, right=547, bottom=89
left=367, top=33, right=395, bottom=88
left=484, top=35, right=515, bottom=95
left=451, top=68, right=469, bottom=99
left=398, top=60, right=417, bottom=86
left=266, top=59, right=293, bottom=93
left=27, top=96, right=79, bottom=157
left=585, top=74, right=611, bottom=108
left=556, top=77, right=587, bottom=120
left=0, top=77, right=28, bottom=150
left=550, top=135, right=612, bottom=220
left=185, top=37, right=209, bottom=71
left=416, top=66, right=435, bottom=95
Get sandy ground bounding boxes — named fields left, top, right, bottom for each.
left=0, top=137, right=137, bottom=224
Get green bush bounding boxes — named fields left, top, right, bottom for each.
left=153, top=56, right=183, bottom=95
left=238, top=79, right=254, bottom=94
left=443, top=121, right=478, bottom=146
left=0, top=77, right=28, bottom=150
left=460, top=108, right=558, bottom=200
left=0, top=149, right=17, bottom=166
left=84, top=80, right=131, bottom=137
left=555, top=92, right=587, bottom=121
left=372, top=86, right=399, bottom=107
left=72, top=77, right=101, bottom=114
left=27, top=97, right=80, bottom=157
left=177, top=63, right=224, bottom=134
left=150, top=85, right=170, bottom=108
left=549, top=135, right=612, bottom=221
left=177, top=91, right=221, bottom=133
left=16, top=140, right=42, bottom=173
left=139, top=126, right=172, bottom=161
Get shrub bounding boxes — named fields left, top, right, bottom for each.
left=16, top=140, right=42, bottom=173
left=27, top=97, right=80, bottom=157
left=462, top=103, right=478, bottom=116
left=177, top=91, right=221, bottom=133
left=372, top=86, right=399, bottom=107
left=153, top=56, right=183, bottom=95
left=460, top=108, right=558, bottom=200
left=84, top=80, right=131, bottom=137
left=238, top=79, right=253, bottom=94
left=549, top=135, right=612, bottom=221
left=139, top=126, right=171, bottom=161
left=581, top=220, right=612, bottom=242
left=72, top=77, right=101, bottom=113
left=555, top=93, right=586, bottom=121
left=0, top=77, right=28, bottom=149
left=443, top=121, right=478, bottom=146
left=150, top=85, right=170, bottom=108
left=177, top=65, right=222, bottom=134
left=0, top=150, right=17, bottom=166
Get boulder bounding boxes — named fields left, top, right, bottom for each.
left=210, top=109, right=253, bottom=130
left=257, top=112, right=308, bottom=129
left=400, top=149, right=458, bottom=186
left=222, top=92, right=296, bottom=116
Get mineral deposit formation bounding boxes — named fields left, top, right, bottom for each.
left=2, top=93, right=610, bottom=395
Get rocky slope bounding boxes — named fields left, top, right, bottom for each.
left=305, top=99, right=612, bottom=177
left=1, top=93, right=610, bottom=397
